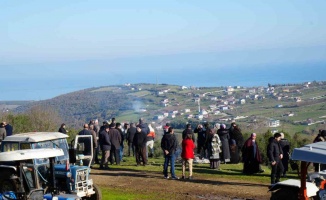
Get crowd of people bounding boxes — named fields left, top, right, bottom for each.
left=56, top=118, right=297, bottom=182
left=2, top=117, right=325, bottom=184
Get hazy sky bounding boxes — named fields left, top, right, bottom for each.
left=1, top=0, right=326, bottom=100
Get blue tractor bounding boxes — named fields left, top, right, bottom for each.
left=0, top=132, right=101, bottom=200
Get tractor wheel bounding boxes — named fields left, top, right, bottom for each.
left=83, top=184, right=102, bottom=200
left=271, top=188, right=299, bottom=200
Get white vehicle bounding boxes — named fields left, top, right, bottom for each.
left=270, top=141, right=326, bottom=200
left=0, top=148, right=83, bottom=200
left=0, top=132, right=101, bottom=200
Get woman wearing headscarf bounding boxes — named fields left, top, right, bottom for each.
left=242, top=133, right=264, bottom=174
left=205, top=124, right=222, bottom=169
left=217, top=124, right=231, bottom=163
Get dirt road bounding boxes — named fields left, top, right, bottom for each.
left=91, top=168, right=270, bottom=200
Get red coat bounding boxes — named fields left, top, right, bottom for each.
left=181, top=138, right=195, bottom=159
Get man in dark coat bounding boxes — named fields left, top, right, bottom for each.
left=99, top=125, right=111, bottom=169
left=127, top=123, right=137, bottom=156
left=133, top=125, right=148, bottom=165
left=109, top=123, right=121, bottom=165
left=78, top=124, right=92, bottom=156
left=194, top=124, right=205, bottom=157
left=3, top=122, right=13, bottom=136
left=161, top=127, right=178, bottom=179
left=267, top=133, right=284, bottom=184
left=279, top=133, right=290, bottom=177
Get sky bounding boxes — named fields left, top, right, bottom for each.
left=1, top=0, right=326, bottom=100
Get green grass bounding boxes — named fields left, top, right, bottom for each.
left=101, top=187, right=155, bottom=200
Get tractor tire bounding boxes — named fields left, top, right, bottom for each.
left=270, top=187, right=299, bottom=200
left=83, top=184, right=102, bottom=200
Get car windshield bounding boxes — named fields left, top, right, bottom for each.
left=32, top=139, right=69, bottom=164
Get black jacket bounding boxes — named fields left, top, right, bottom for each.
left=99, top=130, right=111, bottom=151
left=127, top=127, right=137, bottom=143
left=161, top=133, right=177, bottom=155
left=133, top=131, right=147, bottom=148
left=267, top=138, right=283, bottom=162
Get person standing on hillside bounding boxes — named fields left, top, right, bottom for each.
left=0, top=122, right=6, bottom=143
left=279, top=133, right=290, bottom=177
left=3, top=122, right=13, bottom=136
left=181, top=131, right=196, bottom=180
left=146, top=124, right=155, bottom=158
left=78, top=124, right=92, bottom=165
left=93, top=119, right=101, bottom=164
left=89, top=124, right=98, bottom=165
left=217, top=124, right=231, bottom=163
left=109, top=123, right=121, bottom=165
left=242, top=133, right=264, bottom=174
left=133, top=125, right=148, bottom=166
left=116, top=123, right=125, bottom=162
left=58, top=123, right=68, bottom=134
left=267, top=133, right=284, bottom=184
left=99, top=125, right=111, bottom=170
left=161, top=127, right=178, bottom=180
left=205, top=124, right=221, bottom=169
left=194, top=124, right=206, bottom=158
left=127, top=123, right=136, bottom=156
left=229, top=123, right=244, bottom=164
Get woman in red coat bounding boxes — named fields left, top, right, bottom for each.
left=181, top=130, right=196, bottom=180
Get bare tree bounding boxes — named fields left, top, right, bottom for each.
left=26, top=105, right=61, bottom=132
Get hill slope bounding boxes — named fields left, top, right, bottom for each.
left=12, top=82, right=326, bottom=134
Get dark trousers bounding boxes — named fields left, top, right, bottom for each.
left=271, top=160, right=284, bottom=184
left=110, top=146, right=120, bottom=165
left=94, top=145, right=100, bottom=164
left=135, top=146, right=147, bottom=165
left=128, top=142, right=135, bottom=156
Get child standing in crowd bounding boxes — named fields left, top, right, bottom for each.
left=181, top=131, right=196, bottom=180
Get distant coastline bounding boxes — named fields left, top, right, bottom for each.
left=0, top=63, right=325, bottom=101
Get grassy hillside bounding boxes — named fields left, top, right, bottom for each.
left=10, top=82, right=326, bottom=135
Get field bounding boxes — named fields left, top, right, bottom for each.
left=90, top=156, right=300, bottom=200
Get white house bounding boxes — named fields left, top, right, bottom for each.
left=187, top=114, right=193, bottom=119
left=201, top=109, right=208, bottom=115
left=197, top=115, right=204, bottom=120
left=269, top=119, right=280, bottom=127
left=181, top=86, right=188, bottom=90
left=249, top=89, right=256, bottom=94
left=214, top=110, right=220, bottom=115
left=163, top=113, right=169, bottom=117
left=240, top=99, right=246, bottom=104
left=185, top=108, right=191, bottom=113
left=220, top=106, right=229, bottom=111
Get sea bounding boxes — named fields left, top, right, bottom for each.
left=1, top=62, right=325, bottom=101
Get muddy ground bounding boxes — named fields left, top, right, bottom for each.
left=91, top=167, right=271, bottom=200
